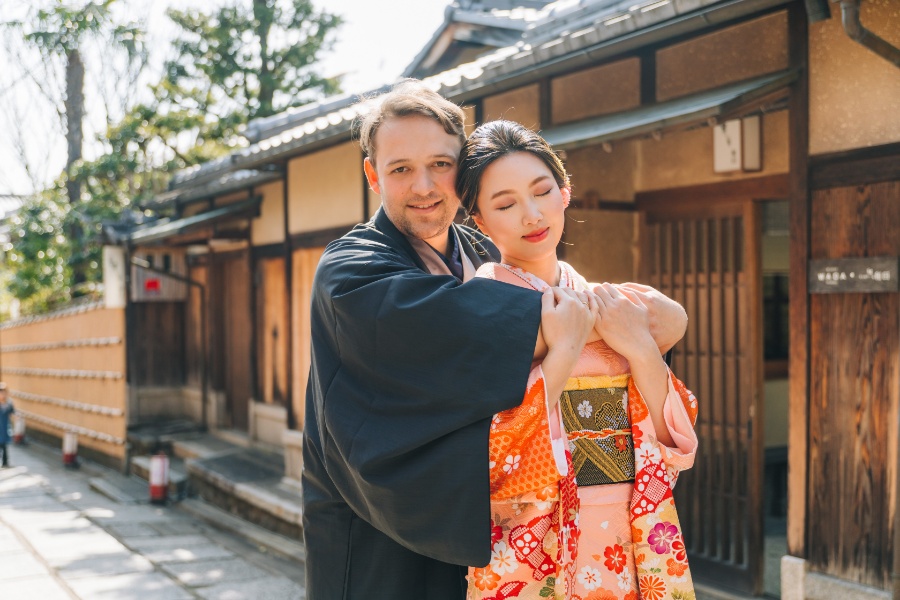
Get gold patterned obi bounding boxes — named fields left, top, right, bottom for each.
left=561, top=375, right=634, bottom=486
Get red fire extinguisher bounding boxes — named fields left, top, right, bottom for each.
left=149, top=452, right=169, bottom=504
left=62, top=432, right=78, bottom=468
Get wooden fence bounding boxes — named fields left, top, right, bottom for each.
left=0, top=301, right=127, bottom=464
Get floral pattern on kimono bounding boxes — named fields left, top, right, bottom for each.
left=467, top=367, right=579, bottom=600
left=470, top=261, right=699, bottom=600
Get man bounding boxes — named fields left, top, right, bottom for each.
left=301, top=80, right=686, bottom=599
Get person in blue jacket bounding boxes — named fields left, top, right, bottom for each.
left=0, top=382, right=13, bottom=467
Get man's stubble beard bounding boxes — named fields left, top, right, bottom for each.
left=391, top=196, right=459, bottom=242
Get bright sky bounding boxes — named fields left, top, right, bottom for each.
left=0, top=0, right=451, bottom=195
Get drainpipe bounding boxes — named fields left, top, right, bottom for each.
left=836, top=0, right=900, bottom=68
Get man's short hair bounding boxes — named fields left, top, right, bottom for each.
left=356, top=79, right=466, bottom=164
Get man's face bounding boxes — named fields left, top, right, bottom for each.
left=364, top=115, right=462, bottom=247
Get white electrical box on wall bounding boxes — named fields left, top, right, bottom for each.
left=131, top=248, right=188, bottom=302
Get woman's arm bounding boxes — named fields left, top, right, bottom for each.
left=592, top=283, right=675, bottom=447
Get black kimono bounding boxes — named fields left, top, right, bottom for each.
left=302, top=208, right=543, bottom=599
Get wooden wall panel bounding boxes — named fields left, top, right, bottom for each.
left=185, top=263, right=207, bottom=389
left=291, top=247, right=325, bottom=430
left=220, top=252, right=253, bottom=431
left=807, top=181, right=900, bottom=589
left=482, top=84, right=541, bottom=130
left=551, top=58, right=640, bottom=125
left=256, top=257, right=288, bottom=405
left=0, top=304, right=127, bottom=460
left=132, top=302, right=185, bottom=387
left=656, top=11, right=788, bottom=102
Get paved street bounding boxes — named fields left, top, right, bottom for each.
left=0, top=442, right=306, bottom=599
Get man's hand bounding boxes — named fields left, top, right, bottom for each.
left=592, top=282, right=687, bottom=353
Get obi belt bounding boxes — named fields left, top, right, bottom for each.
left=561, top=374, right=634, bottom=486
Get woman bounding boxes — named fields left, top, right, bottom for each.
left=457, top=121, right=699, bottom=600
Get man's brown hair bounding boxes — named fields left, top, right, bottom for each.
left=356, top=79, right=466, bottom=164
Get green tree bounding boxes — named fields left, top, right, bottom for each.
left=166, top=0, right=342, bottom=131
left=12, top=0, right=144, bottom=289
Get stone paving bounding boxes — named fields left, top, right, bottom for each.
left=0, top=443, right=305, bottom=599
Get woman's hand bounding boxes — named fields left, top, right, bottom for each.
left=538, top=288, right=598, bottom=410
left=541, top=287, right=597, bottom=355
left=592, top=283, right=674, bottom=446
left=609, top=282, right=686, bottom=353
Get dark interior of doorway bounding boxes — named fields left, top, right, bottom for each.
left=761, top=201, right=790, bottom=598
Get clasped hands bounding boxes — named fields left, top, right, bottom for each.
left=540, top=282, right=677, bottom=363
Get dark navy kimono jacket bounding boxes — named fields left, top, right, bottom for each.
left=302, top=208, right=543, bottom=599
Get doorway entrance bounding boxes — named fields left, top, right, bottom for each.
left=639, top=194, right=766, bottom=594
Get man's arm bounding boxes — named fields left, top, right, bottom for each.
left=310, top=242, right=544, bottom=565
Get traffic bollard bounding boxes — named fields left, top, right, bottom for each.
left=62, top=432, right=78, bottom=468
left=12, top=417, right=25, bottom=444
left=149, top=452, right=169, bottom=504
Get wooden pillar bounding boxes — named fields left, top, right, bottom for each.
left=786, top=0, right=810, bottom=559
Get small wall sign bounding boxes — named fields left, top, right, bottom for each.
left=809, top=256, right=899, bottom=294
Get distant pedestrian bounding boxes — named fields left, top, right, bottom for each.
left=0, top=382, right=13, bottom=467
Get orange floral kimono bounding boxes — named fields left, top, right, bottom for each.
left=466, top=262, right=699, bottom=600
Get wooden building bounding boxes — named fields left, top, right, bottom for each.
left=117, top=0, right=899, bottom=597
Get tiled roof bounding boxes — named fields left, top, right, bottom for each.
left=165, top=0, right=777, bottom=195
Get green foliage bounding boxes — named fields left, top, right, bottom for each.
left=20, top=0, right=142, bottom=60
left=3, top=0, right=344, bottom=314
left=2, top=188, right=72, bottom=314
left=166, top=0, right=342, bottom=125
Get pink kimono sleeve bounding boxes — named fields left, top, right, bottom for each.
left=657, top=371, right=699, bottom=473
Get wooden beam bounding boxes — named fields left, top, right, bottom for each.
left=786, top=0, right=809, bottom=559
left=810, top=142, right=900, bottom=189
left=634, top=174, right=789, bottom=222
left=290, top=225, right=355, bottom=249
left=283, top=165, right=295, bottom=430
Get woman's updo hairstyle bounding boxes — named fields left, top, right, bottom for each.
left=456, top=120, right=570, bottom=216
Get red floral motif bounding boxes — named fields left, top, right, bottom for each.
left=639, top=574, right=667, bottom=600
left=485, top=580, right=526, bottom=600
left=672, top=536, right=687, bottom=562
left=631, top=424, right=644, bottom=443
left=666, top=557, right=688, bottom=577
left=491, top=521, right=503, bottom=546
left=603, top=544, right=627, bottom=574
left=472, top=566, right=501, bottom=591
left=613, top=434, right=629, bottom=452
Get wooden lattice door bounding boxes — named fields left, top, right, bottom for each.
left=640, top=200, right=764, bottom=593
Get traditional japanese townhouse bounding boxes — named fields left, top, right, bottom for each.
left=118, top=0, right=899, bottom=597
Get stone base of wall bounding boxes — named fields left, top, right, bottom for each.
left=281, top=429, right=304, bottom=487
left=248, top=402, right=287, bottom=449
left=781, top=557, right=891, bottom=600
left=22, top=427, right=125, bottom=472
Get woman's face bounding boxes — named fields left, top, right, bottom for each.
left=472, top=151, right=566, bottom=265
